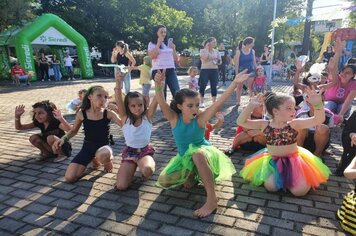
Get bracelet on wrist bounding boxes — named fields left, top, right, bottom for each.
left=155, top=87, right=162, bottom=92
left=63, top=135, right=70, bottom=142
left=312, top=101, right=324, bottom=109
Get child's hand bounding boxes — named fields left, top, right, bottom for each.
left=215, top=112, right=224, bottom=121
left=53, top=109, right=63, bottom=120
left=295, top=60, right=304, bottom=72
left=53, top=139, right=64, bottom=151
left=249, top=94, right=264, bottom=108
left=112, top=47, right=119, bottom=57
left=154, top=69, right=166, bottom=86
left=15, top=105, right=25, bottom=117
left=305, top=87, right=324, bottom=108
left=233, top=69, right=250, bottom=84
left=107, top=103, right=119, bottom=112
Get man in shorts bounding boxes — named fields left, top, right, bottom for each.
left=10, top=63, right=32, bottom=86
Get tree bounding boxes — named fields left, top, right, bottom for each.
left=301, top=0, right=313, bottom=55
left=0, top=0, right=36, bottom=32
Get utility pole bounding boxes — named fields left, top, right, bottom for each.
left=302, top=0, right=314, bottom=55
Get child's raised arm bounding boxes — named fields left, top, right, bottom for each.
left=154, top=70, right=177, bottom=126
left=114, top=73, right=127, bottom=119
left=291, top=87, right=326, bottom=130
left=236, top=94, right=267, bottom=130
left=53, top=109, right=71, bottom=132
left=53, top=110, right=84, bottom=151
left=14, top=105, right=35, bottom=130
left=107, top=109, right=123, bottom=127
left=294, top=61, right=307, bottom=91
left=198, top=70, right=250, bottom=127
left=211, top=112, right=224, bottom=130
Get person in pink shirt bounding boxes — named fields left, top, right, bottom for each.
left=253, top=65, right=267, bottom=95
left=321, top=39, right=356, bottom=119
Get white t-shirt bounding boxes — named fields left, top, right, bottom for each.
left=64, top=56, right=73, bottom=67
left=122, top=116, right=152, bottom=148
left=148, top=42, right=175, bottom=70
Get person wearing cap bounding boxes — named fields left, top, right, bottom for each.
left=10, top=63, right=32, bottom=86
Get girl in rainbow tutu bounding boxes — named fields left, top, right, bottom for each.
left=238, top=90, right=330, bottom=196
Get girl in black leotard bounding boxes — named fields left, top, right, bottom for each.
left=15, top=100, right=71, bottom=162
left=54, top=86, right=123, bottom=183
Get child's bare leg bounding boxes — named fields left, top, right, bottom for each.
left=91, top=159, right=101, bottom=169
left=296, top=129, right=307, bottom=146
left=95, top=146, right=113, bottom=172
left=29, top=134, right=52, bottom=157
left=158, top=172, right=182, bottom=188
left=65, top=163, right=86, bottom=183
left=313, top=124, right=330, bottom=157
left=192, top=152, right=218, bottom=218
left=264, top=174, right=278, bottom=192
left=247, top=77, right=254, bottom=97
left=232, top=132, right=252, bottom=149
left=289, top=176, right=310, bottom=197
left=137, top=155, right=155, bottom=180
left=48, top=135, right=68, bottom=162
left=253, top=134, right=267, bottom=145
left=183, top=172, right=195, bottom=189
left=116, top=161, right=137, bottom=190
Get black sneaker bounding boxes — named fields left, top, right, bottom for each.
left=61, top=141, right=72, bottom=157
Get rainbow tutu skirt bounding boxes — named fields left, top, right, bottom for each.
left=156, top=144, right=236, bottom=189
left=240, top=147, right=330, bottom=190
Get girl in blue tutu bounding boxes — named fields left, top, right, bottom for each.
left=154, top=69, right=249, bottom=218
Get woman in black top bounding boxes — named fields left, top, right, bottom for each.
left=39, top=53, right=50, bottom=81
left=322, top=45, right=335, bottom=64
left=111, top=41, right=136, bottom=94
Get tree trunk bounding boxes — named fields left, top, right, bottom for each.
left=302, top=0, right=314, bottom=55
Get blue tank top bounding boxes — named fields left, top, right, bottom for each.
left=172, top=114, right=210, bottom=156
left=82, top=109, right=110, bottom=145
left=239, top=49, right=254, bottom=73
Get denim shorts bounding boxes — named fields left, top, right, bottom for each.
left=142, top=84, right=151, bottom=96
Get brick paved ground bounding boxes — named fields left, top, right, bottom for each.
left=0, top=76, right=352, bottom=235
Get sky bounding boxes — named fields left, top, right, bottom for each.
left=312, top=0, right=352, bottom=20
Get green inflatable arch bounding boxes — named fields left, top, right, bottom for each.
left=7, top=14, right=93, bottom=79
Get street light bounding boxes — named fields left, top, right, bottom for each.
left=269, top=0, right=277, bottom=83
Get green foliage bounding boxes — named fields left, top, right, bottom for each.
left=0, top=0, right=37, bottom=31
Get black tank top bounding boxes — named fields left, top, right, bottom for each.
left=82, top=109, right=110, bottom=145
left=35, top=119, right=65, bottom=139
left=116, top=53, right=129, bottom=66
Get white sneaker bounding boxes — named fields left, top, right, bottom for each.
left=68, top=78, right=71, bottom=81
left=199, top=103, right=205, bottom=108
left=72, top=78, right=76, bottom=81
left=41, top=79, right=44, bottom=81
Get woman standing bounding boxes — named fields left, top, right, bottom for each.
left=260, top=45, right=272, bottom=86
left=234, top=37, right=257, bottom=105
left=199, top=37, right=221, bottom=108
left=39, top=53, right=49, bottom=81
left=52, top=55, right=61, bottom=81
left=148, top=24, right=180, bottom=99
left=111, top=41, right=136, bottom=94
